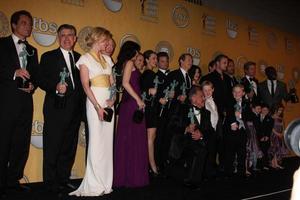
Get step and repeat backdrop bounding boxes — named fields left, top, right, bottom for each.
left=1, top=0, right=300, bottom=182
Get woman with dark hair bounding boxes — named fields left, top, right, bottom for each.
left=113, top=41, right=149, bottom=187
left=140, top=50, right=159, bottom=175
left=188, top=65, right=202, bottom=86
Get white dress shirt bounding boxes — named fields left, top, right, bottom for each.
left=60, top=47, right=75, bottom=88
left=246, top=75, right=257, bottom=95
left=205, top=96, right=218, bottom=130
left=193, top=106, right=201, bottom=124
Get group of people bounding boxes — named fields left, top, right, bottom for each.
left=0, top=10, right=292, bottom=197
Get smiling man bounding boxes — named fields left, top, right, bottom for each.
left=0, top=10, right=38, bottom=196
left=38, top=24, right=84, bottom=193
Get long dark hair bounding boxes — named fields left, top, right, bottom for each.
left=114, top=41, right=141, bottom=89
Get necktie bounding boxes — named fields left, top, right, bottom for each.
left=165, top=69, right=170, bottom=75
left=68, top=52, right=76, bottom=89
left=185, top=73, right=191, bottom=89
left=271, top=80, right=275, bottom=97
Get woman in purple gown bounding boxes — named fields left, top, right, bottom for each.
left=113, top=41, right=149, bottom=187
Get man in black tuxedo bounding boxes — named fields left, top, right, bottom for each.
left=168, top=86, right=214, bottom=189
left=224, top=84, right=251, bottom=177
left=258, top=66, right=289, bottom=111
left=39, top=24, right=83, bottom=192
left=166, top=53, right=192, bottom=110
left=200, top=54, right=232, bottom=172
left=226, top=58, right=239, bottom=88
left=0, top=10, right=38, bottom=195
left=154, top=52, right=170, bottom=171
left=164, top=53, right=192, bottom=170
left=241, top=61, right=260, bottom=105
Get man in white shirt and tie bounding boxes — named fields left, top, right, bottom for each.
left=258, top=66, right=289, bottom=111
left=39, top=24, right=84, bottom=193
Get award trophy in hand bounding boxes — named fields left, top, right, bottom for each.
left=289, top=80, right=299, bottom=104
left=151, top=75, right=164, bottom=107
left=159, top=86, right=170, bottom=117
left=16, top=46, right=34, bottom=88
left=55, top=67, right=69, bottom=108
left=103, top=84, right=117, bottom=122
left=168, top=80, right=178, bottom=109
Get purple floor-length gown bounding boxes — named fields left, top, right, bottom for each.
left=113, top=69, right=149, bottom=187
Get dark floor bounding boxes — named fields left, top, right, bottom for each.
left=2, top=157, right=299, bottom=200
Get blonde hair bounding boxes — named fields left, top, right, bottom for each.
left=85, top=26, right=112, bottom=48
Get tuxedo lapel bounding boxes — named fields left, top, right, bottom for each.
left=8, top=36, right=21, bottom=69
left=57, top=48, right=68, bottom=71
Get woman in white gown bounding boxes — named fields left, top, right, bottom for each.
left=69, top=27, right=115, bottom=196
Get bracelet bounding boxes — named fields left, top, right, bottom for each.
left=94, top=104, right=101, bottom=110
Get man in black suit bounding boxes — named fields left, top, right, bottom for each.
left=200, top=54, right=232, bottom=172
left=258, top=66, right=289, bottom=111
left=0, top=10, right=38, bottom=195
left=164, top=53, right=192, bottom=170
left=168, top=86, right=214, bottom=189
left=226, top=58, right=239, bottom=88
left=39, top=24, right=83, bottom=192
left=155, top=52, right=170, bottom=171
left=241, top=61, right=260, bottom=105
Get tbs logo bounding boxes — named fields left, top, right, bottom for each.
left=32, top=17, right=57, bottom=47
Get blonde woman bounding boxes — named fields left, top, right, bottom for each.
left=69, top=27, right=115, bottom=196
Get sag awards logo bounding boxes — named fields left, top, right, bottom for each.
left=248, top=26, right=259, bottom=45
left=172, top=4, right=189, bottom=28
left=266, top=32, right=278, bottom=49
left=155, top=41, right=174, bottom=62
left=276, top=64, right=285, bottom=80
left=226, top=19, right=238, bottom=39
left=140, top=0, right=158, bottom=23
left=258, top=60, right=268, bottom=77
left=103, top=0, right=123, bottom=12
left=61, top=0, right=85, bottom=7
left=31, top=120, right=44, bottom=149
left=78, top=26, right=93, bottom=52
left=202, top=14, right=216, bottom=36
left=285, top=38, right=294, bottom=54
left=120, top=33, right=141, bottom=47
left=292, top=67, right=300, bottom=83
left=32, top=17, right=57, bottom=47
left=0, top=11, right=10, bottom=37
left=187, top=47, right=200, bottom=66
left=237, top=56, right=248, bottom=75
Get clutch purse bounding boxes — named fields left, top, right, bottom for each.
left=103, top=107, right=114, bottom=122
left=132, top=109, right=144, bottom=124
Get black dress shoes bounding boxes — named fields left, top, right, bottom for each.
left=0, top=187, right=6, bottom=199
left=183, top=179, right=202, bottom=190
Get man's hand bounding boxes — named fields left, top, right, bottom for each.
left=56, top=83, right=68, bottom=94
left=191, top=129, right=203, bottom=141
left=159, top=98, right=168, bottom=105
left=231, top=123, right=238, bottom=131
left=185, top=123, right=196, bottom=133
left=15, top=69, right=30, bottom=80
left=178, top=95, right=186, bottom=103
left=19, top=82, right=34, bottom=93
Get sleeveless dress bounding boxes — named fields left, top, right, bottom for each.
left=69, top=53, right=114, bottom=196
left=268, top=117, right=289, bottom=160
left=113, top=69, right=149, bottom=187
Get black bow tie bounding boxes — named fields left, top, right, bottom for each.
left=249, top=77, right=254, bottom=82
left=18, top=40, right=28, bottom=45
left=165, top=69, right=170, bottom=74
